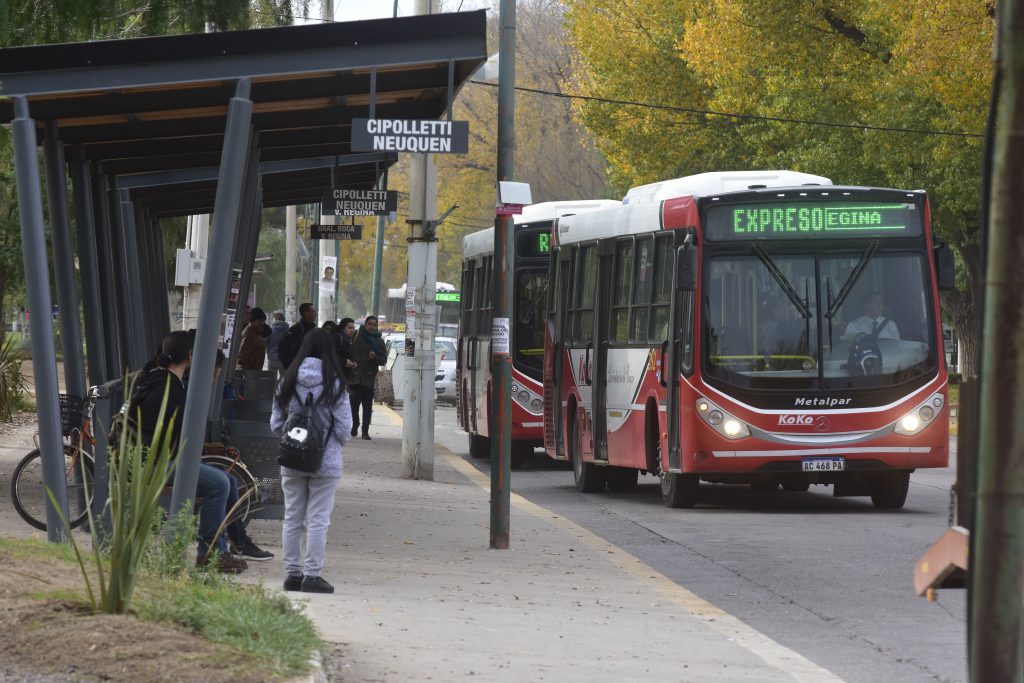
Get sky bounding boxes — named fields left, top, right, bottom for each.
left=296, top=1, right=490, bottom=23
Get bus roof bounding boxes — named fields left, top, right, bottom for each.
left=463, top=200, right=620, bottom=259
left=556, top=170, right=835, bottom=246
left=623, top=170, right=832, bottom=205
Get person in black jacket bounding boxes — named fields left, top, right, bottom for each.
left=128, top=331, right=247, bottom=573
left=277, top=302, right=318, bottom=370
left=336, top=317, right=360, bottom=386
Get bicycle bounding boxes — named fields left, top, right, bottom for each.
left=10, top=382, right=260, bottom=531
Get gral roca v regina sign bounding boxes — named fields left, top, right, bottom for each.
left=351, top=118, right=469, bottom=154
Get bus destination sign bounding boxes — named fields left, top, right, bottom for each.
left=435, top=292, right=461, bottom=303
left=705, top=202, right=921, bottom=241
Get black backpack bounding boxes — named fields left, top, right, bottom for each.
left=277, top=392, right=330, bottom=472
left=846, top=317, right=889, bottom=376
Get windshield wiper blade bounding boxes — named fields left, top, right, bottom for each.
left=825, top=241, right=879, bottom=320
left=752, top=245, right=811, bottom=319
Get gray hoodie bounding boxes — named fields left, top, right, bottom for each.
left=270, top=357, right=352, bottom=478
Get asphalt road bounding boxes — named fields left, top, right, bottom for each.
left=431, top=404, right=967, bottom=683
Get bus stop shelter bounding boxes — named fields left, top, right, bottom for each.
left=0, top=11, right=486, bottom=538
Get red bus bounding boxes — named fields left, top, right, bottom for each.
left=544, top=171, right=955, bottom=508
left=458, top=200, right=619, bottom=466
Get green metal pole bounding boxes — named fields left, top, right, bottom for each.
left=969, top=2, right=1024, bottom=680
left=489, top=0, right=515, bottom=550
left=371, top=171, right=388, bottom=316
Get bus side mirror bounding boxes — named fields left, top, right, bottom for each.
left=934, top=242, right=955, bottom=291
left=677, top=245, right=697, bottom=291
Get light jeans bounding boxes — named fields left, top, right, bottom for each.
left=281, top=474, right=341, bottom=578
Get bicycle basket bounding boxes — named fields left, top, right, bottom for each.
left=59, top=394, right=84, bottom=437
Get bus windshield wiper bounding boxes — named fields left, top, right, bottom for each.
left=752, top=245, right=811, bottom=319
left=825, top=241, right=879, bottom=321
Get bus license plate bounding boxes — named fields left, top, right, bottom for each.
left=802, top=457, right=845, bottom=472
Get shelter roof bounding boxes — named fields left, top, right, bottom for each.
left=0, top=11, right=487, bottom=213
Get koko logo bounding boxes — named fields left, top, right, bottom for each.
left=778, top=414, right=814, bottom=426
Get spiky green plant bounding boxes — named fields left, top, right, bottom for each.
left=51, top=376, right=179, bottom=613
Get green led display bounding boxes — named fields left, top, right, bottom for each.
left=517, top=227, right=553, bottom=258
left=705, top=202, right=921, bottom=241
left=436, top=292, right=461, bottom=303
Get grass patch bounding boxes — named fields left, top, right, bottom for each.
left=136, top=577, right=321, bottom=674
left=0, top=534, right=322, bottom=680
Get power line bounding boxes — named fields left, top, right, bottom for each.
left=468, top=80, right=984, bottom=140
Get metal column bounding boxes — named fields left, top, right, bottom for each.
left=118, top=189, right=150, bottom=368
left=70, top=150, right=113, bottom=525
left=170, top=78, right=254, bottom=524
left=43, top=121, right=87, bottom=403
left=92, top=173, right=123, bottom=377
left=106, top=180, right=132, bottom=372
left=11, top=98, right=69, bottom=541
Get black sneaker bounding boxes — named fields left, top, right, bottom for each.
left=235, top=541, right=274, bottom=561
left=284, top=574, right=304, bottom=591
left=351, top=426, right=359, bottom=437
left=361, top=433, right=371, bottom=440
left=300, top=576, right=335, bottom=594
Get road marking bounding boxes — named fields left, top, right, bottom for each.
left=376, top=402, right=404, bottom=427
left=433, top=439, right=846, bottom=683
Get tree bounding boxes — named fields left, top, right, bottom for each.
left=566, top=0, right=992, bottom=374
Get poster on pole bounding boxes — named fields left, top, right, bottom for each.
left=492, top=317, right=510, bottom=355
left=319, top=255, right=337, bottom=293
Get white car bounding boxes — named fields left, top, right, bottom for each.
left=435, top=358, right=457, bottom=404
left=382, top=335, right=458, bottom=405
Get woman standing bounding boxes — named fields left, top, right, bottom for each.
left=350, top=315, right=387, bottom=439
left=270, top=328, right=352, bottom=594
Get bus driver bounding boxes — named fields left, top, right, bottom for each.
left=842, top=293, right=900, bottom=342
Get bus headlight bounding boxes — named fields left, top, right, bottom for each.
left=695, top=398, right=750, bottom=439
left=894, top=393, right=944, bottom=436
left=899, top=415, right=921, bottom=433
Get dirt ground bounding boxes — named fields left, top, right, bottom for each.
left=0, top=407, right=314, bottom=683
left=0, top=541, right=288, bottom=683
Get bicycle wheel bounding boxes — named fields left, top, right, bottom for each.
left=202, top=454, right=258, bottom=527
left=11, top=444, right=95, bottom=531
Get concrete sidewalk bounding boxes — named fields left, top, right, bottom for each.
left=240, top=406, right=844, bottom=683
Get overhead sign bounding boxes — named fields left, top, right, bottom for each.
left=351, top=118, right=469, bottom=154
left=705, top=202, right=922, bottom=241
left=322, top=188, right=397, bottom=217
left=310, top=224, right=363, bottom=240
left=435, top=291, right=461, bottom=303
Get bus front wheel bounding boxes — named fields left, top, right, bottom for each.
left=570, top=412, right=605, bottom=493
left=469, top=434, right=490, bottom=459
left=661, top=472, right=698, bottom=508
left=870, top=471, right=910, bottom=509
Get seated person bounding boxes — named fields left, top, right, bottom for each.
left=842, top=293, right=900, bottom=342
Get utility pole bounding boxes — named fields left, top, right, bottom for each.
left=969, top=2, right=1024, bottom=681
left=400, top=0, right=438, bottom=481
left=318, top=0, right=337, bottom=326
left=285, top=205, right=297, bottom=322
left=370, top=172, right=388, bottom=316
left=489, top=0, right=515, bottom=549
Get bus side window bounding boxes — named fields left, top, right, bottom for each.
left=630, top=236, right=654, bottom=342
left=651, top=235, right=673, bottom=341
left=612, top=239, right=633, bottom=342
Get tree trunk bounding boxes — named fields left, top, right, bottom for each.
left=942, top=242, right=984, bottom=378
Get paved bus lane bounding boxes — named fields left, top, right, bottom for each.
left=434, top=405, right=966, bottom=683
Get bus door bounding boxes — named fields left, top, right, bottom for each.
left=567, top=243, right=597, bottom=458
left=545, top=249, right=572, bottom=457
left=665, top=235, right=696, bottom=472
left=591, top=243, right=616, bottom=462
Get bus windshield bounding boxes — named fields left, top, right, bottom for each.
left=514, top=268, right=548, bottom=381
left=703, top=248, right=937, bottom=393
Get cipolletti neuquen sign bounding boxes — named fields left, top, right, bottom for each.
left=322, top=188, right=398, bottom=216
left=351, top=118, right=469, bottom=154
